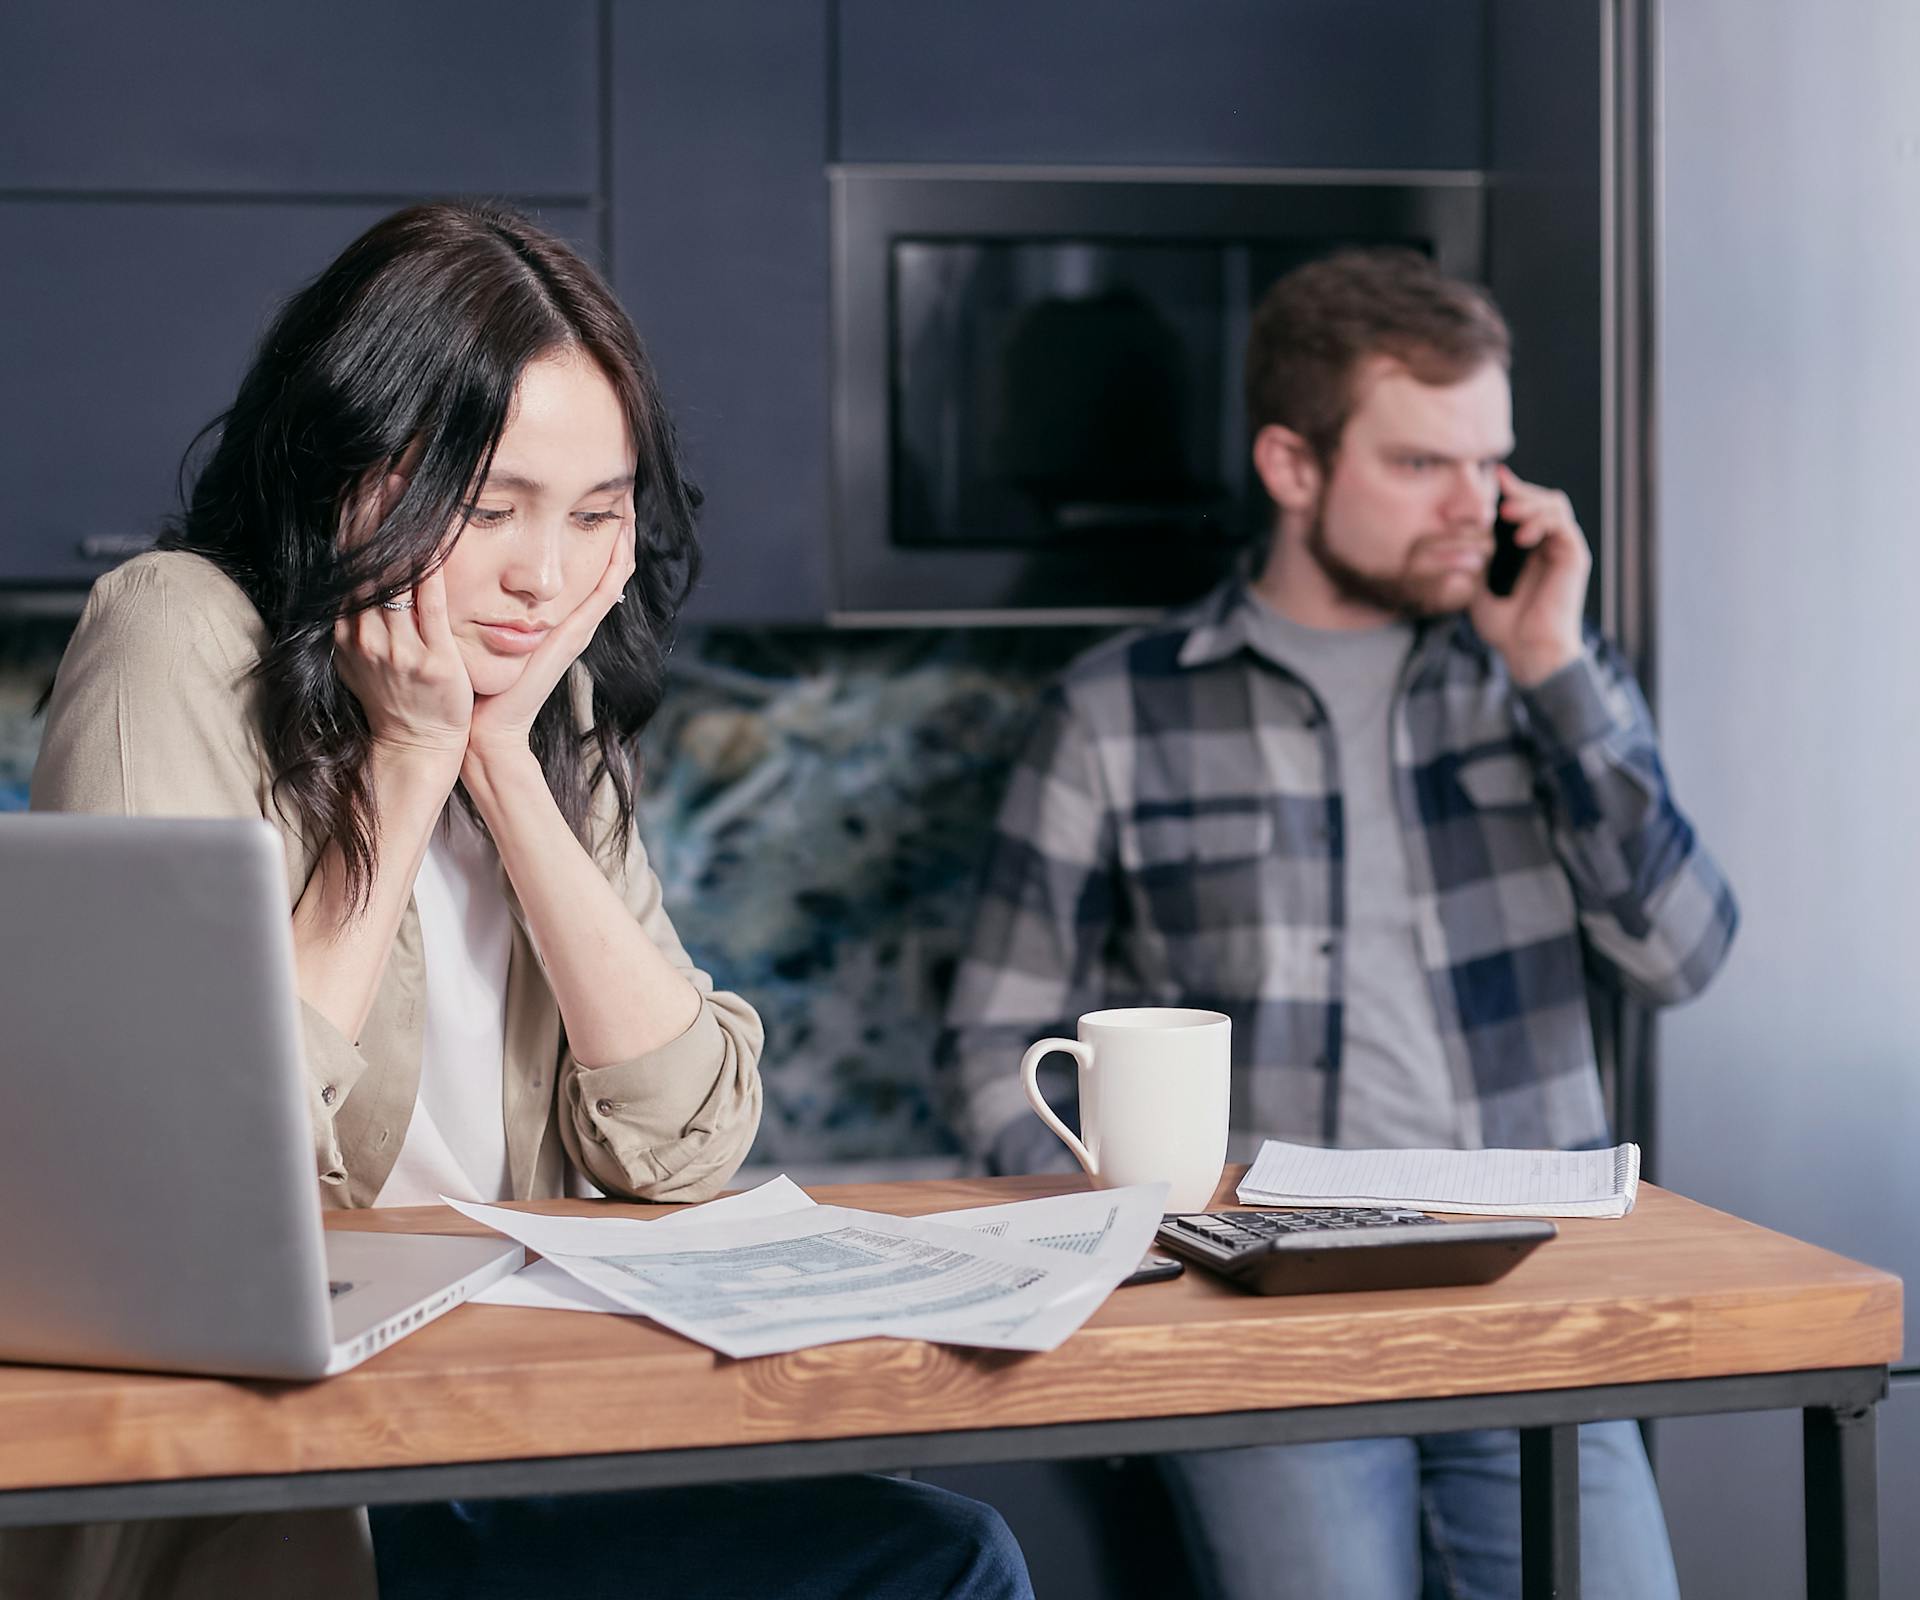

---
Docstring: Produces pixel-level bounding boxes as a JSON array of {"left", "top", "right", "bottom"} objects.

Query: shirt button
[
  {"left": 1313, "top": 1055, "right": 1332, "bottom": 1072},
  {"left": 1320, "top": 938, "right": 1336, "bottom": 956},
  {"left": 320, "top": 1084, "right": 338, "bottom": 1107},
  {"left": 595, "top": 1098, "right": 615, "bottom": 1116}
]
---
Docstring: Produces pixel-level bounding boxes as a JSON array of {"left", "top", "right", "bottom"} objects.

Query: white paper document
[
  {"left": 921, "top": 1186, "right": 1166, "bottom": 1348},
  {"left": 472, "top": 1175, "right": 815, "bottom": 1312},
  {"left": 1238, "top": 1139, "right": 1640, "bottom": 1218},
  {"left": 453, "top": 1180, "right": 1166, "bottom": 1357}
]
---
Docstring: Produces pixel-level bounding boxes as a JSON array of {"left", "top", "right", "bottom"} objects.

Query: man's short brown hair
[{"left": 1244, "top": 248, "right": 1510, "bottom": 464}]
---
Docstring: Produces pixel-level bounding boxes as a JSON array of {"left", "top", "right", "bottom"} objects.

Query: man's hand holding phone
[{"left": 1470, "top": 465, "right": 1590, "bottom": 688}]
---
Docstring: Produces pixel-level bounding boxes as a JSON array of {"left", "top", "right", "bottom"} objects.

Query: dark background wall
[{"left": 1, "top": 0, "right": 1594, "bottom": 627}]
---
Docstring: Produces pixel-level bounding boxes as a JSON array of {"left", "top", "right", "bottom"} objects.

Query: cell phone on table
[
  {"left": 1119, "top": 1251, "right": 1184, "bottom": 1288},
  {"left": 1487, "top": 511, "right": 1530, "bottom": 598}
]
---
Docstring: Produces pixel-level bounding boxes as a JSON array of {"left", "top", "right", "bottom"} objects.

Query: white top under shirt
[{"left": 374, "top": 804, "right": 514, "bottom": 1207}]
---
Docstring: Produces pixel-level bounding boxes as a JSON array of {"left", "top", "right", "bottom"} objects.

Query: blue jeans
[
  {"left": 369, "top": 1474, "right": 1033, "bottom": 1600},
  {"left": 1155, "top": 1421, "right": 1680, "bottom": 1600}
]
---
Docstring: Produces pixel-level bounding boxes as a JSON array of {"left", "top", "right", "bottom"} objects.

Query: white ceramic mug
[{"left": 1020, "top": 1007, "right": 1231, "bottom": 1213}]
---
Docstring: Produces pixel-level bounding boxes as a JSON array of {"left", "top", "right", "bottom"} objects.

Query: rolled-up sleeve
[
  {"left": 299, "top": 1001, "right": 374, "bottom": 1188},
  {"left": 556, "top": 826, "right": 764, "bottom": 1202}
]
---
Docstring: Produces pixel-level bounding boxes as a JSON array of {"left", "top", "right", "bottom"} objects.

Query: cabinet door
[
  {"left": 837, "top": 0, "right": 1483, "bottom": 169},
  {"left": 0, "top": 0, "right": 597, "bottom": 197},
  {"left": 0, "top": 200, "right": 595, "bottom": 585},
  {"left": 609, "top": 1, "right": 831, "bottom": 623},
  {"left": 1484, "top": 0, "right": 1603, "bottom": 567}
]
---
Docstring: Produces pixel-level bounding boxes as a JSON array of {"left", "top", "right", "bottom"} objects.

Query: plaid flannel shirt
[{"left": 939, "top": 579, "right": 1738, "bottom": 1168}]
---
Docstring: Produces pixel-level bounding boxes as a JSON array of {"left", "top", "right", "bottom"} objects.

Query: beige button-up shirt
[{"left": 4, "top": 551, "right": 765, "bottom": 1599}]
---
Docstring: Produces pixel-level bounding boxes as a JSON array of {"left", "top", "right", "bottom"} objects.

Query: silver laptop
[{"left": 0, "top": 813, "right": 523, "bottom": 1379}]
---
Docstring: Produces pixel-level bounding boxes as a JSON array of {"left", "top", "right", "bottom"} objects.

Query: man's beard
[{"left": 1304, "top": 502, "right": 1473, "bottom": 619}]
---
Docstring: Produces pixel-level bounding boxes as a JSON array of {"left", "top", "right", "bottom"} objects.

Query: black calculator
[{"left": 1155, "top": 1207, "right": 1556, "bottom": 1296}]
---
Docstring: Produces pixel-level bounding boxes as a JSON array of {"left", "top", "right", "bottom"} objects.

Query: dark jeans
[{"left": 369, "top": 1474, "right": 1034, "bottom": 1600}]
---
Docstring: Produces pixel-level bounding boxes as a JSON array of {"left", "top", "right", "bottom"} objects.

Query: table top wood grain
[{"left": 0, "top": 1171, "right": 1900, "bottom": 1493}]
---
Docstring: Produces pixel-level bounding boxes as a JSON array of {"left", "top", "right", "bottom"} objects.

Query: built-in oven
[{"left": 830, "top": 166, "right": 1484, "bottom": 621}]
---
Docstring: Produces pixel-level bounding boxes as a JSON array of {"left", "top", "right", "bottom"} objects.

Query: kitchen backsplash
[
  {"left": 0, "top": 619, "right": 66, "bottom": 812},
  {"left": 0, "top": 615, "right": 1100, "bottom": 1167}
]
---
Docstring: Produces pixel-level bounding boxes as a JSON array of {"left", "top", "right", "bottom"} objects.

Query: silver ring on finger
[{"left": 381, "top": 596, "right": 415, "bottom": 612}]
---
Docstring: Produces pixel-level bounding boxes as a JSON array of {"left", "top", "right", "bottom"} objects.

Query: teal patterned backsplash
[
  {"left": 0, "top": 619, "right": 66, "bottom": 812},
  {"left": 0, "top": 615, "right": 1099, "bottom": 1164},
  {"left": 634, "top": 626, "right": 1098, "bottom": 1165}
]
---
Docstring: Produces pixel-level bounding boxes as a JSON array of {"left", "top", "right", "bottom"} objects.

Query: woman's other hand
[{"left": 464, "top": 525, "right": 635, "bottom": 777}]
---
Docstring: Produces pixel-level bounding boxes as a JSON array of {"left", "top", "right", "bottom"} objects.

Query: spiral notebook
[{"left": 1237, "top": 1140, "right": 1640, "bottom": 1219}]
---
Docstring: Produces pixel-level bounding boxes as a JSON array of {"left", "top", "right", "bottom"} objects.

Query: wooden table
[{"left": 0, "top": 1173, "right": 1901, "bottom": 1599}]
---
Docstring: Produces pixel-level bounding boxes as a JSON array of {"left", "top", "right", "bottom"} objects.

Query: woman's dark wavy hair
[{"left": 158, "top": 200, "right": 699, "bottom": 910}]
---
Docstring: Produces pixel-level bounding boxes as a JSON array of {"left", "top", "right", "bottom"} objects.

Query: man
[{"left": 938, "top": 249, "right": 1736, "bottom": 1600}]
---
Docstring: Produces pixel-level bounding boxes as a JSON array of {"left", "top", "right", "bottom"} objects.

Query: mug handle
[{"left": 1020, "top": 1038, "right": 1096, "bottom": 1177}]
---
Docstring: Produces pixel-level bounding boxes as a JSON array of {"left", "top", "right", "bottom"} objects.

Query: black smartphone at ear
[{"left": 1487, "top": 512, "right": 1530, "bottom": 599}]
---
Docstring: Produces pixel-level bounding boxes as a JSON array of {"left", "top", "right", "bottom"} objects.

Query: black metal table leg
[
  {"left": 1805, "top": 1403, "right": 1878, "bottom": 1600},
  {"left": 1521, "top": 1423, "right": 1581, "bottom": 1599}
]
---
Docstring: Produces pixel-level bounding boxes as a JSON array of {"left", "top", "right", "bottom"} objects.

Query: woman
[{"left": 12, "top": 202, "right": 1030, "bottom": 1600}]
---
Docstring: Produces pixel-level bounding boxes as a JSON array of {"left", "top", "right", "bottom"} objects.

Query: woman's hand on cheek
[
  {"left": 332, "top": 569, "right": 473, "bottom": 771},
  {"left": 464, "top": 528, "right": 637, "bottom": 776}
]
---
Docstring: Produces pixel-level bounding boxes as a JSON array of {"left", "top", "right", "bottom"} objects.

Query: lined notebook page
[{"left": 1237, "top": 1140, "right": 1640, "bottom": 1218}]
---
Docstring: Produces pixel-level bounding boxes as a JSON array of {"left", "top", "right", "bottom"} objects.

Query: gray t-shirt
[{"left": 1244, "top": 598, "right": 1462, "bottom": 1149}]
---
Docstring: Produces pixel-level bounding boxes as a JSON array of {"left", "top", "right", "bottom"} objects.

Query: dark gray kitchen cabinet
[
  {"left": 0, "top": 0, "right": 1503, "bottom": 611},
  {"left": 0, "top": 200, "right": 594, "bottom": 586},
  {"left": 836, "top": 0, "right": 1485, "bottom": 171},
  {"left": 609, "top": 1, "right": 832, "bottom": 623},
  {"left": 0, "top": 0, "right": 597, "bottom": 197},
  {"left": 1483, "top": 0, "right": 1603, "bottom": 564}
]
